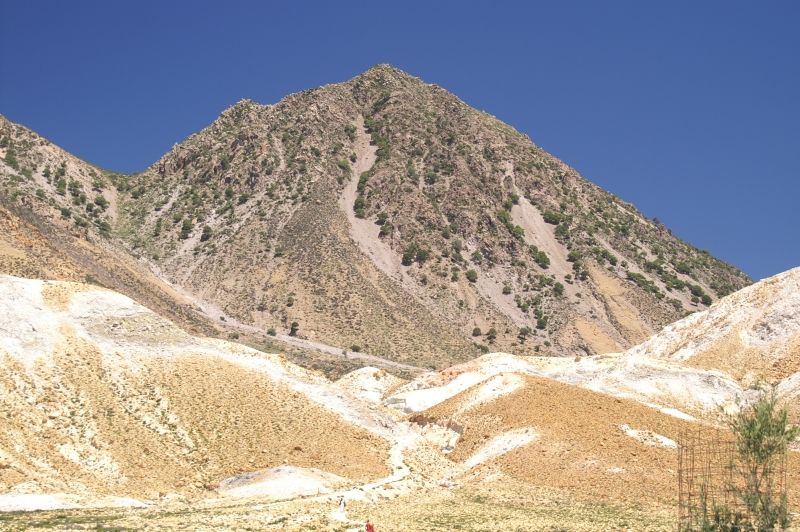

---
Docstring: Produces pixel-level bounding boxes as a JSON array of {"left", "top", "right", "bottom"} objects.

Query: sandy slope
[
  {"left": 624, "top": 266, "right": 800, "bottom": 384},
  {"left": 0, "top": 275, "right": 393, "bottom": 508},
  {"left": 2, "top": 266, "right": 799, "bottom": 527}
]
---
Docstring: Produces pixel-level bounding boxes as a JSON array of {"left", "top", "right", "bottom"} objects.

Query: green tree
[{"left": 727, "top": 390, "right": 799, "bottom": 531}]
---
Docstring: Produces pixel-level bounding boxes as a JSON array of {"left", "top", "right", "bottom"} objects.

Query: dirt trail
[{"left": 143, "top": 261, "right": 425, "bottom": 374}]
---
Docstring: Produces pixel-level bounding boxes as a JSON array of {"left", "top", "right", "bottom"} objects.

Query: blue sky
[{"left": 1, "top": 1, "right": 798, "bottom": 280}]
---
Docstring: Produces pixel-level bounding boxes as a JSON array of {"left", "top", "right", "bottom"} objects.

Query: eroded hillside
[
  {"left": 1, "top": 268, "right": 798, "bottom": 529},
  {"left": 0, "top": 275, "right": 392, "bottom": 507},
  {"left": 1, "top": 65, "right": 751, "bottom": 371},
  {"left": 119, "top": 65, "right": 750, "bottom": 367}
]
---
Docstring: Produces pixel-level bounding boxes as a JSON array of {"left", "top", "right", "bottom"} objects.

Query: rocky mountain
[{"left": 1, "top": 65, "right": 750, "bottom": 373}]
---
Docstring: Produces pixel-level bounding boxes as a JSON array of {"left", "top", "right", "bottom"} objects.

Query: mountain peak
[
  {"left": 0, "top": 68, "right": 751, "bottom": 369},
  {"left": 350, "top": 63, "right": 426, "bottom": 90}
]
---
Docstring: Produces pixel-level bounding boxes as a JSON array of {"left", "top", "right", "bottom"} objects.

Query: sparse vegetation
[
  {"left": 685, "top": 390, "right": 799, "bottom": 531},
  {"left": 543, "top": 210, "right": 563, "bottom": 225}
]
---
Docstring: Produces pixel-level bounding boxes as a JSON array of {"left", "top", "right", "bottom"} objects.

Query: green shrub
[
  {"left": 553, "top": 282, "right": 564, "bottom": 297},
  {"left": 357, "top": 172, "right": 369, "bottom": 193},
  {"left": 353, "top": 196, "right": 366, "bottom": 218},
  {"left": 472, "top": 327, "right": 482, "bottom": 337},
  {"left": 180, "top": 219, "right": 193, "bottom": 239},
  {"left": 529, "top": 245, "right": 550, "bottom": 269},
  {"left": 3, "top": 149, "right": 18, "bottom": 170},
  {"left": 401, "top": 243, "right": 429, "bottom": 266},
  {"left": 465, "top": 269, "right": 478, "bottom": 283},
  {"left": 401, "top": 247, "right": 416, "bottom": 266},
  {"left": 200, "top": 225, "right": 213, "bottom": 242},
  {"left": 543, "top": 210, "right": 562, "bottom": 225},
  {"left": 689, "top": 284, "right": 705, "bottom": 297},
  {"left": 289, "top": 321, "right": 299, "bottom": 336},
  {"left": 627, "top": 271, "right": 661, "bottom": 296},
  {"left": 95, "top": 219, "right": 111, "bottom": 235},
  {"left": 688, "top": 390, "right": 800, "bottom": 531},
  {"left": 267, "top": 328, "right": 276, "bottom": 336},
  {"left": 94, "top": 195, "right": 108, "bottom": 209}
]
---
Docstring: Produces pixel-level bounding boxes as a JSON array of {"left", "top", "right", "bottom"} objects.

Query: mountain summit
[{"left": 0, "top": 65, "right": 750, "bottom": 369}]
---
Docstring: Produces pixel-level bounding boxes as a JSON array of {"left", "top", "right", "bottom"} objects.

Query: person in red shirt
[{"left": 365, "top": 519, "right": 375, "bottom": 532}]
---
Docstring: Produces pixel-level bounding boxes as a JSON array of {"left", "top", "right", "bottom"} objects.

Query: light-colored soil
[
  {"left": 0, "top": 276, "right": 391, "bottom": 503},
  {"left": 338, "top": 116, "right": 405, "bottom": 283},
  {"left": 626, "top": 267, "right": 800, "bottom": 384},
  {"left": 422, "top": 374, "right": 800, "bottom": 507},
  {"left": 0, "top": 479, "right": 677, "bottom": 531},
  {"left": 574, "top": 317, "right": 622, "bottom": 355},
  {"left": 589, "top": 263, "right": 654, "bottom": 345},
  {"left": 511, "top": 195, "right": 571, "bottom": 278}
]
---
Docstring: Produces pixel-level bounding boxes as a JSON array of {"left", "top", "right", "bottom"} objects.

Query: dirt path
[
  {"left": 273, "top": 332, "right": 424, "bottom": 374},
  {"left": 141, "top": 260, "right": 425, "bottom": 374}
]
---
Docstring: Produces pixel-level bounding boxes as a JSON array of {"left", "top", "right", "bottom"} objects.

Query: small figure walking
[
  {"left": 365, "top": 519, "right": 375, "bottom": 532},
  {"left": 331, "top": 495, "right": 347, "bottom": 521}
]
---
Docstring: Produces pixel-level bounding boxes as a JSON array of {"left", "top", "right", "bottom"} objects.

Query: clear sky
[{"left": 1, "top": 1, "right": 798, "bottom": 280}]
